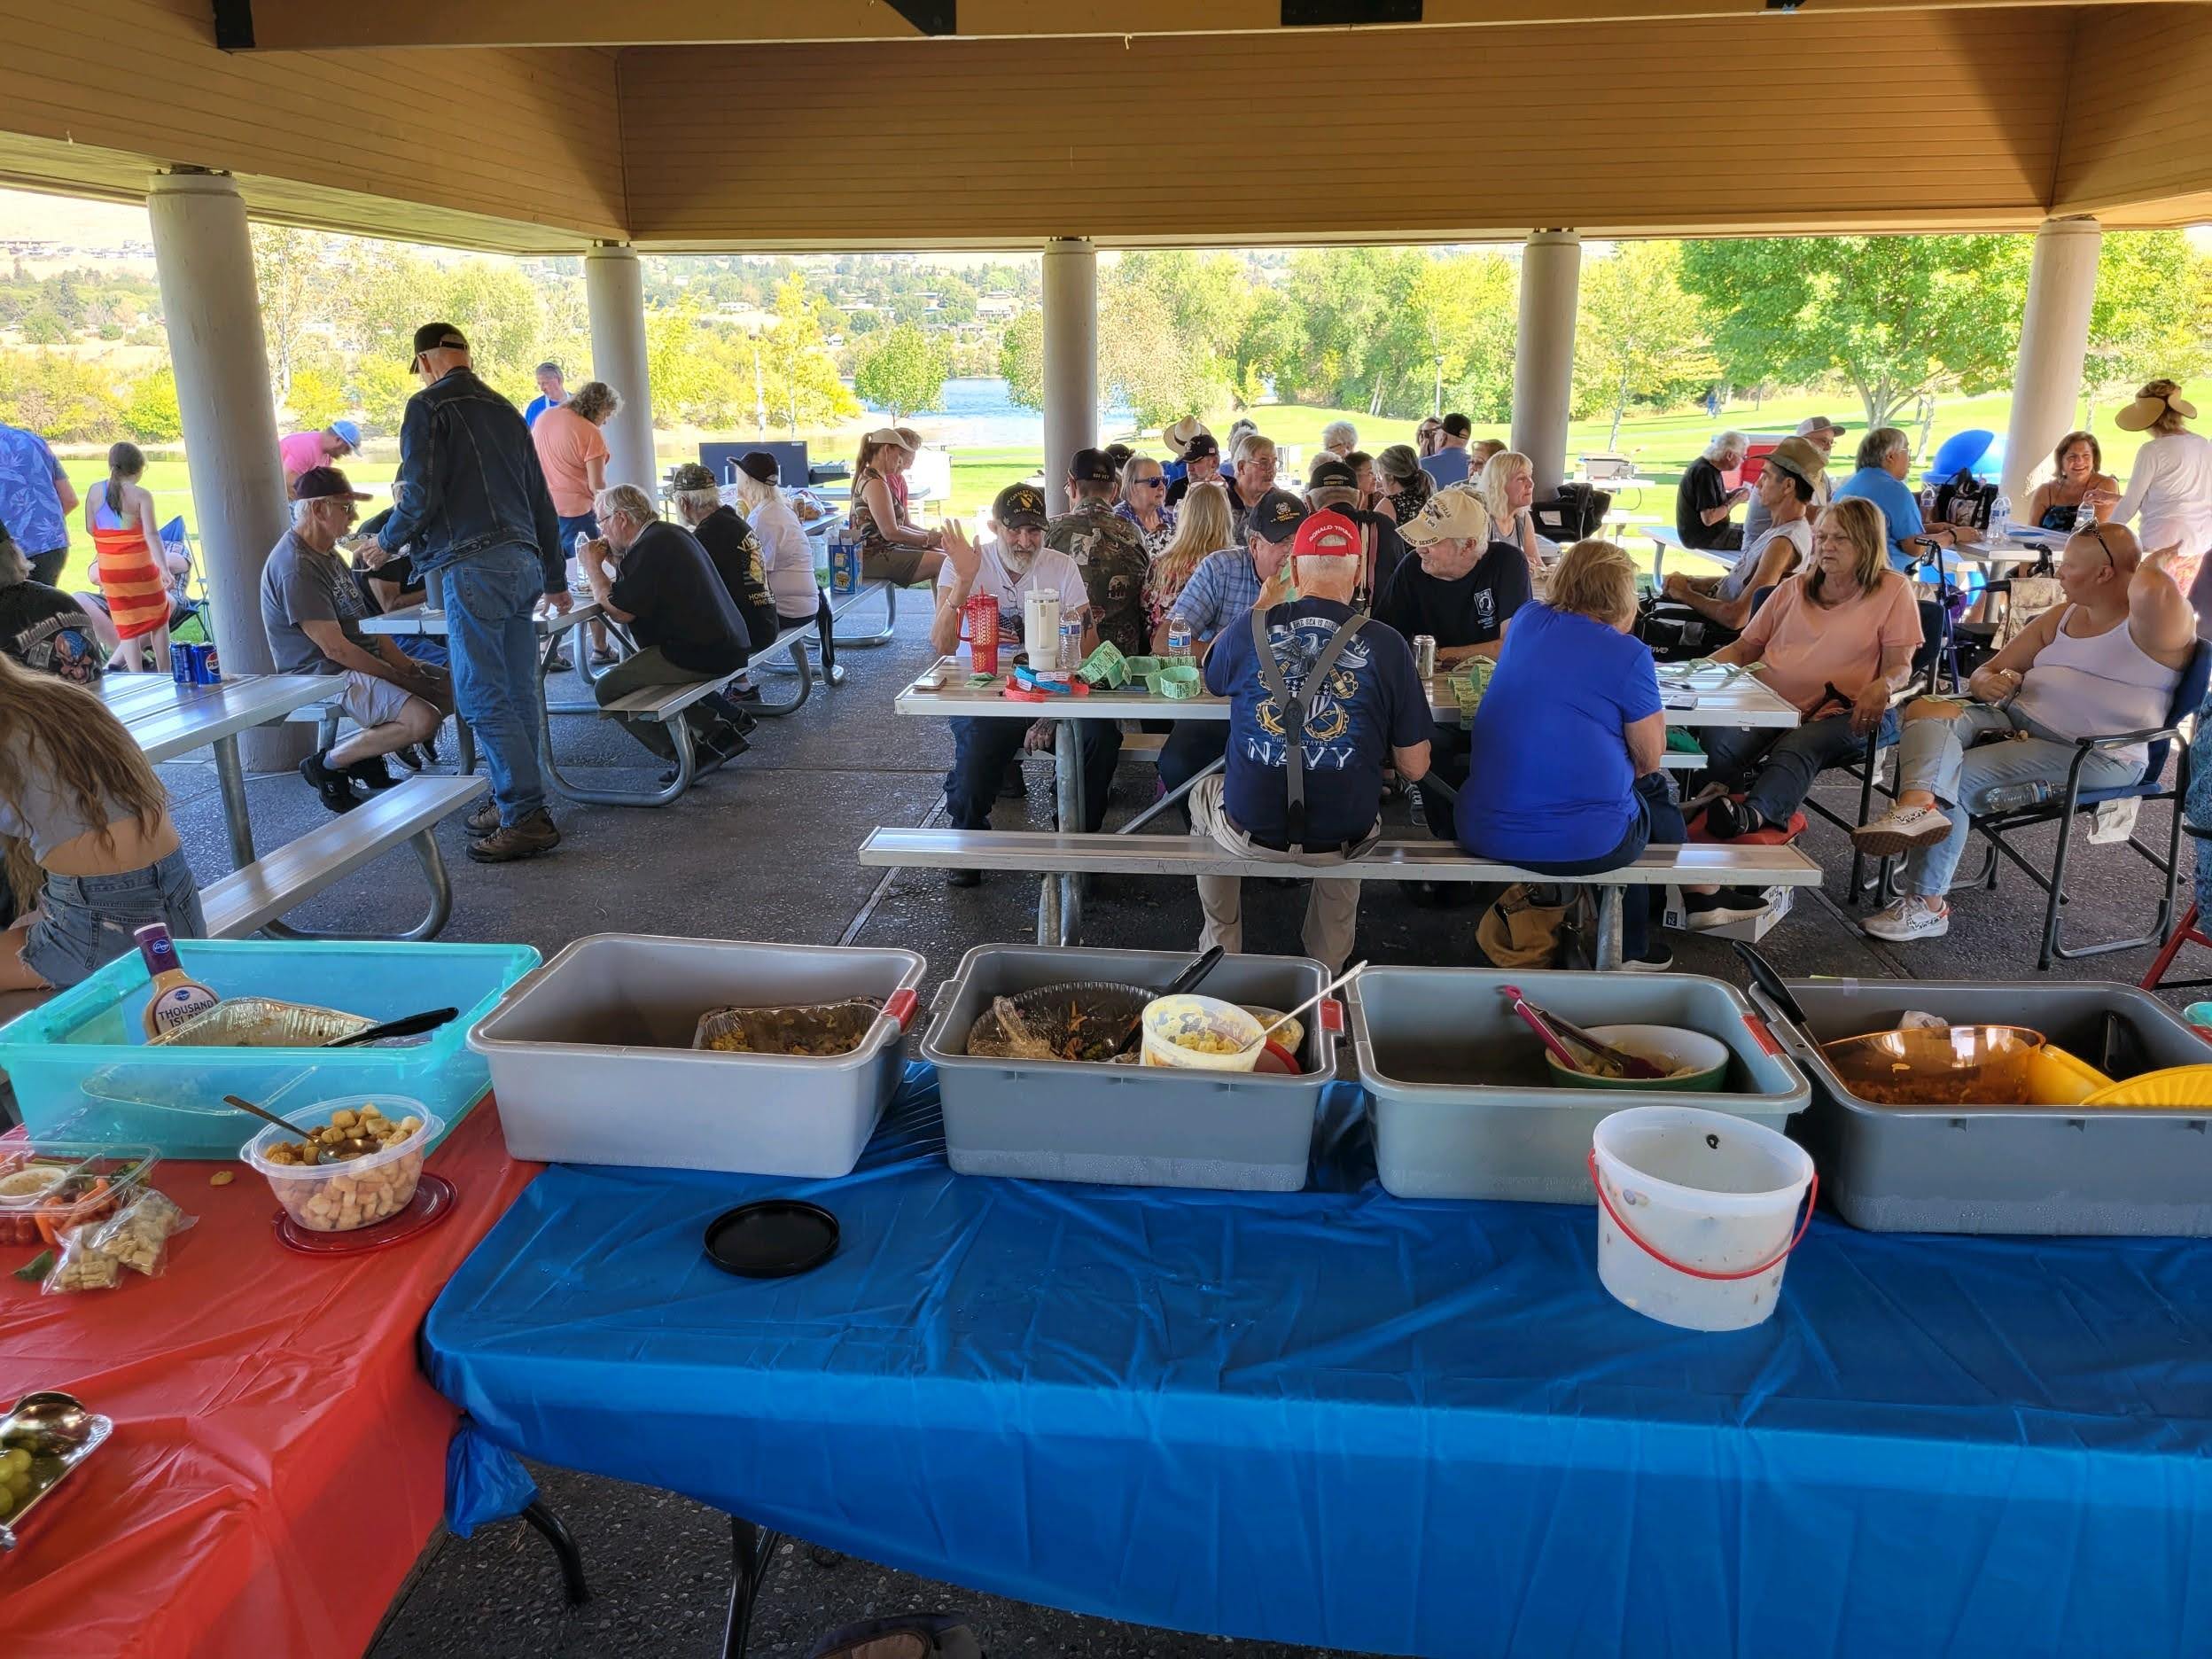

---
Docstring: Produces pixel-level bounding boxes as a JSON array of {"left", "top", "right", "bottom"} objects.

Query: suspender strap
[{"left": 1248, "top": 606, "right": 1369, "bottom": 853}]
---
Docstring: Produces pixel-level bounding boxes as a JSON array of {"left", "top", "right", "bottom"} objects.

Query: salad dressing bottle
[{"left": 136, "top": 923, "right": 220, "bottom": 1038}]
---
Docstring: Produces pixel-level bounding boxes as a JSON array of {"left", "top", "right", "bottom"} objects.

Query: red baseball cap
[{"left": 1292, "top": 509, "right": 1361, "bottom": 559}]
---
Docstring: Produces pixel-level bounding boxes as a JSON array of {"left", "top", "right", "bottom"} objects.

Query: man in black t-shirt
[
  {"left": 580, "top": 484, "right": 751, "bottom": 775},
  {"left": 668, "top": 463, "right": 779, "bottom": 652},
  {"left": 1675, "top": 432, "right": 1750, "bottom": 551},
  {"left": 1382, "top": 487, "right": 1532, "bottom": 847},
  {"left": 0, "top": 534, "right": 104, "bottom": 685}
]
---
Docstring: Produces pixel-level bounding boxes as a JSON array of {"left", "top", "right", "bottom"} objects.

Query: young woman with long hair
[
  {"left": 85, "top": 442, "right": 182, "bottom": 674},
  {"left": 0, "top": 653, "right": 202, "bottom": 989},
  {"left": 847, "top": 429, "right": 945, "bottom": 586},
  {"left": 1145, "top": 481, "right": 1234, "bottom": 646}
]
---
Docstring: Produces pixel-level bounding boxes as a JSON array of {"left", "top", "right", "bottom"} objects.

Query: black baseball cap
[
  {"left": 1182, "top": 432, "right": 1220, "bottom": 461},
  {"left": 409, "top": 321, "right": 469, "bottom": 362},
  {"left": 993, "top": 483, "right": 1050, "bottom": 529},
  {"left": 290, "top": 465, "right": 371, "bottom": 503},
  {"left": 1306, "top": 454, "right": 1359, "bottom": 494},
  {"left": 1069, "top": 448, "right": 1119, "bottom": 485},
  {"left": 737, "top": 450, "right": 781, "bottom": 484},
  {"left": 1247, "top": 488, "right": 1311, "bottom": 542}
]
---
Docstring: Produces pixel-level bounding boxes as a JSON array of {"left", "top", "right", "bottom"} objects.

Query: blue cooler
[{"left": 0, "top": 940, "right": 539, "bottom": 1158}]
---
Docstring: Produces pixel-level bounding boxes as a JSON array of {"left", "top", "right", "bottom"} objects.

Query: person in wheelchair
[
  {"left": 1643, "top": 435, "right": 1825, "bottom": 660},
  {"left": 1852, "top": 523, "right": 2198, "bottom": 943}
]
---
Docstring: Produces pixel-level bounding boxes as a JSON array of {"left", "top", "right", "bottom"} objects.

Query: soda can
[
  {"left": 184, "top": 643, "right": 210, "bottom": 685},
  {"left": 170, "top": 643, "right": 192, "bottom": 683},
  {"left": 200, "top": 643, "right": 222, "bottom": 683},
  {"left": 1412, "top": 634, "right": 1437, "bottom": 678}
]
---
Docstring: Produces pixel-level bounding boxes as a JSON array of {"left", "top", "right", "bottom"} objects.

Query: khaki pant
[{"left": 1188, "top": 772, "right": 1379, "bottom": 971}]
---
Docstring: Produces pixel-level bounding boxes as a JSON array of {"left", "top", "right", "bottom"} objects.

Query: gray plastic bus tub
[
  {"left": 922, "top": 945, "right": 1337, "bottom": 1191},
  {"left": 1349, "top": 966, "right": 1810, "bottom": 1203},
  {"left": 1750, "top": 977, "right": 2212, "bottom": 1236},
  {"left": 467, "top": 934, "right": 925, "bottom": 1178}
]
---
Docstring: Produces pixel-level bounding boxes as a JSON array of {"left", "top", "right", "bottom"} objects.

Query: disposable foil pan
[
  {"left": 0, "top": 1390, "right": 113, "bottom": 1552},
  {"left": 691, "top": 998, "right": 887, "bottom": 1058},
  {"left": 148, "top": 998, "right": 374, "bottom": 1048}
]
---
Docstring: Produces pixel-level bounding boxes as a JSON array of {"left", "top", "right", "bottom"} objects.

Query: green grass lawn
[{"left": 51, "top": 387, "right": 2146, "bottom": 591}]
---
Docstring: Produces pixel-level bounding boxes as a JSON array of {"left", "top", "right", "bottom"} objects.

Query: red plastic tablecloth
[{"left": 0, "top": 1102, "right": 536, "bottom": 1659}]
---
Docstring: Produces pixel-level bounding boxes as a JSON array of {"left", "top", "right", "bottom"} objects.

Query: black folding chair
[{"left": 1891, "top": 639, "right": 2212, "bottom": 970}]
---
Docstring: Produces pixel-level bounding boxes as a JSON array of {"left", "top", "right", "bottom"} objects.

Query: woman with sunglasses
[
  {"left": 1853, "top": 520, "right": 2196, "bottom": 943},
  {"left": 1114, "top": 455, "right": 1178, "bottom": 558}
]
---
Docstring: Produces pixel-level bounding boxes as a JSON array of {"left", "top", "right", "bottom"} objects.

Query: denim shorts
[{"left": 22, "top": 848, "right": 206, "bottom": 989}]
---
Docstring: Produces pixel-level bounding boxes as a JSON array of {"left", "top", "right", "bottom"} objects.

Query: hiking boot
[
  {"left": 300, "top": 750, "right": 359, "bottom": 815},
  {"left": 464, "top": 800, "right": 502, "bottom": 837},
  {"left": 345, "top": 756, "right": 400, "bottom": 792},
  {"left": 467, "top": 809, "right": 560, "bottom": 862}
]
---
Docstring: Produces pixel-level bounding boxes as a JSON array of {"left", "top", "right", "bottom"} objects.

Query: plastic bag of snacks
[{"left": 40, "top": 1188, "right": 196, "bottom": 1294}]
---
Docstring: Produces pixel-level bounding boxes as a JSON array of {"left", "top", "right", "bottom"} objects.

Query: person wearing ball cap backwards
[{"left": 1188, "top": 507, "right": 1433, "bottom": 971}]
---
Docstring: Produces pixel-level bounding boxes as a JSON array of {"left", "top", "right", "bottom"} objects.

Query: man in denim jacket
[{"left": 378, "top": 322, "right": 568, "bottom": 861}]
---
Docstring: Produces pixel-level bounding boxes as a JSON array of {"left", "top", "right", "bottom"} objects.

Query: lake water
[{"left": 853, "top": 377, "right": 1136, "bottom": 448}]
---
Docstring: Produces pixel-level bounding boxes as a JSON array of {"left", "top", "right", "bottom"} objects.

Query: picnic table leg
[
  {"left": 1056, "top": 727, "right": 1085, "bottom": 945},
  {"left": 831, "top": 580, "right": 897, "bottom": 648},
  {"left": 1118, "top": 754, "right": 1225, "bottom": 836},
  {"left": 521, "top": 1499, "right": 592, "bottom": 1606},
  {"left": 720, "top": 1515, "right": 783, "bottom": 1659},
  {"left": 261, "top": 829, "right": 456, "bottom": 941},
  {"left": 1594, "top": 885, "right": 1625, "bottom": 971},
  {"left": 211, "top": 733, "right": 256, "bottom": 866}
]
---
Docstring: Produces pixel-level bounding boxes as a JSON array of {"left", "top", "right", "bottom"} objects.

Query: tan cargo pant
[{"left": 1188, "top": 772, "right": 1380, "bottom": 971}]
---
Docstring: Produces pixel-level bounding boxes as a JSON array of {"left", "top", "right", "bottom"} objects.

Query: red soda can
[{"left": 962, "top": 594, "right": 1001, "bottom": 674}]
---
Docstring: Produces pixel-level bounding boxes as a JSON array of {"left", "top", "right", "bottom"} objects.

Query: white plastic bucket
[
  {"left": 1141, "top": 994, "right": 1265, "bottom": 1071},
  {"left": 1588, "top": 1105, "right": 1816, "bottom": 1332}
]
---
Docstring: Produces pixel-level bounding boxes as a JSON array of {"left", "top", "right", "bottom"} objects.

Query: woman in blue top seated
[{"left": 1456, "top": 539, "right": 1684, "bottom": 970}]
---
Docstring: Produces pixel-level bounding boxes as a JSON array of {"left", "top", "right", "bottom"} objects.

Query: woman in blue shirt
[{"left": 1458, "top": 539, "right": 1684, "bottom": 970}]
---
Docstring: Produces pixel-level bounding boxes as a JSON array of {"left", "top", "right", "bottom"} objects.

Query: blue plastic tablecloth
[{"left": 425, "top": 1065, "right": 2212, "bottom": 1658}]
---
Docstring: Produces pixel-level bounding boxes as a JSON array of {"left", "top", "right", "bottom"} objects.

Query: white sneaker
[
  {"left": 1852, "top": 804, "right": 1952, "bottom": 858},
  {"left": 1863, "top": 896, "right": 1951, "bottom": 942}
]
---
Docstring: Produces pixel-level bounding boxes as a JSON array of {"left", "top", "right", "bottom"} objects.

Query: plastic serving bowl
[
  {"left": 240, "top": 1095, "right": 440, "bottom": 1234},
  {"left": 1546, "top": 1024, "right": 1731, "bottom": 1092}
]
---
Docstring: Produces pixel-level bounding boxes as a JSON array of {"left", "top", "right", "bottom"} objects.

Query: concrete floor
[{"left": 141, "top": 592, "right": 2206, "bottom": 1659}]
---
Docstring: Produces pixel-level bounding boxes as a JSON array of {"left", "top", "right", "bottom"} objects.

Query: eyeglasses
[{"left": 2083, "top": 522, "right": 2117, "bottom": 570}]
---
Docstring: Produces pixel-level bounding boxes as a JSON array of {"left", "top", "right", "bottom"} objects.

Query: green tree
[
  {"left": 347, "top": 359, "right": 415, "bottom": 436},
  {"left": 1575, "top": 241, "right": 1718, "bottom": 448},
  {"left": 19, "top": 306, "right": 66, "bottom": 345},
  {"left": 252, "top": 223, "right": 329, "bottom": 401},
  {"left": 1679, "top": 234, "right": 2031, "bottom": 429},
  {"left": 121, "top": 367, "right": 183, "bottom": 444},
  {"left": 2080, "top": 230, "right": 2212, "bottom": 425},
  {"left": 0, "top": 350, "right": 123, "bottom": 440},
  {"left": 759, "top": 274, "right": 858, "bottom": 434},
  {"left": 286, "top": 364, "right": 347, "bottom": 429},
  {"left": 853, "top": 323, "right": 951, "bottom": 421},
  {"left": 999, "top": 308, "right": 1043, "bottom": 411}
]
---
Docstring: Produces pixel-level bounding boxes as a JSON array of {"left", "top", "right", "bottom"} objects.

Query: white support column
[
  {"left": 584, "top": 243, "right": 658, "bottom": 492},
  {"left": 2002, "top": 216, "right": 2101, "bottom": 502},
  {"left": 146, "top": 169, "right": 292, "bottom": 763},
  {"left": 1511, "top": 229, "right": 1583, "bottom": 498},
  {"left": 1041, "top": 238, "right": 1098, "bottom": 514}
]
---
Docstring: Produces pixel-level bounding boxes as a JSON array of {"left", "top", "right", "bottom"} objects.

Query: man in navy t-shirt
[{"left": 1188, "top": 509, "right": 1433, "bottom": 970}]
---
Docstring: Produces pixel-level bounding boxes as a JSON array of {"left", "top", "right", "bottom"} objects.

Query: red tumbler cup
[{"left": 962, "top": 594, "right": 1001, "bottom": 674}]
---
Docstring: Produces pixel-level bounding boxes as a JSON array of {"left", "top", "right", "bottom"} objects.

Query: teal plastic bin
[{"left": 0, "top": 940, "right": 539, "bottom": 1158}]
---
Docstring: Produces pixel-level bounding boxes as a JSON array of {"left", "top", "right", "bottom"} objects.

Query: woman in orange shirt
[{"left": 84, "top": 442, "right": 179, "bottom": 674}]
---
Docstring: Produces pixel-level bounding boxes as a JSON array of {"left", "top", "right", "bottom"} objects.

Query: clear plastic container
[
  {"left": 1140, "top": 995, "right": 1264, "bottom": 1071},
  {"left": 0, "top": 940, "right": 536, "bottom": 1157},
  {"left": 0, "top": 1142, "right": 159, "bottom": 1248},
  {"left": 239, "top": 1097, "right": 440, "bottom": 1234}
]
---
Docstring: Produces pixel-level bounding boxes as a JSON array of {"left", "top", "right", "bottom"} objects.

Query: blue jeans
[
  {"left": 557, "top": 512, "right": 600, "bottom": 563},
  {"left": 25, "top": 848, "right": 204, "bottom": 988},
  {"left": 395, "top": 634, "right": 450, "bottom": 669},
  {"left": 1701, "top": 709, "right": 1901, "bottom": 824},
  {"left": 946, "top": 717, "right": 1120, "bottom": 832},
  {"left": 437, "top": 544, "right": 549, "bottom": 826},
  {"left": 1892, "top": 702, "right": 2143, "bottom": 898},
  {"left": 1505, "top": 772, "right": 1683, "bottom": 960}
]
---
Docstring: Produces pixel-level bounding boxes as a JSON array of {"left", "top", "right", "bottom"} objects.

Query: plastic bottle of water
[
  {"left": 1166, "top": 612, "right": 1193, "bottom": 666},
  {"left": 1982, "top": 780, "right": 2052, "bottom": 813},
  {"left": 2074, "top": 500, "right": 2096, "bottom": 533},
  {"left": 1990, "top": 490, "right": 2012, "bottom": 538}
]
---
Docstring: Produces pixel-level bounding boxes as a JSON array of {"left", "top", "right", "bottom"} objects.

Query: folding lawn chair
[{"left": 1905, "top": 639, "right": 2212, "bottom": 970}]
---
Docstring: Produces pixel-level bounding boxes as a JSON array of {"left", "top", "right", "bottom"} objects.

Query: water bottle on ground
[
  {"left": 1166, "top": 612, "right": 1193, "bottom": 666},
  {"left": 1981, "top": 780, "right": 2052, "bottom": 813}
]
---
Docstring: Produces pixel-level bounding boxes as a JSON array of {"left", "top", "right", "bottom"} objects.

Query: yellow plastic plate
[
  {"left": 2078, "top": 1066, "right": 2212, "bottom": 1109},
  {"left": 2024, "top": 1044, "right": 2114, "bottom": 1106}
]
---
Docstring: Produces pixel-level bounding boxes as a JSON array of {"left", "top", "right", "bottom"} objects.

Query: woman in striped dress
[{"left": 84, "top": 443, "right": 178, "bottom": 674}]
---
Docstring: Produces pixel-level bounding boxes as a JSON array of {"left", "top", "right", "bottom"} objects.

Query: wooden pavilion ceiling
[{"left": 0, "top": 0, "right": 2202, "bottom": 250}]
